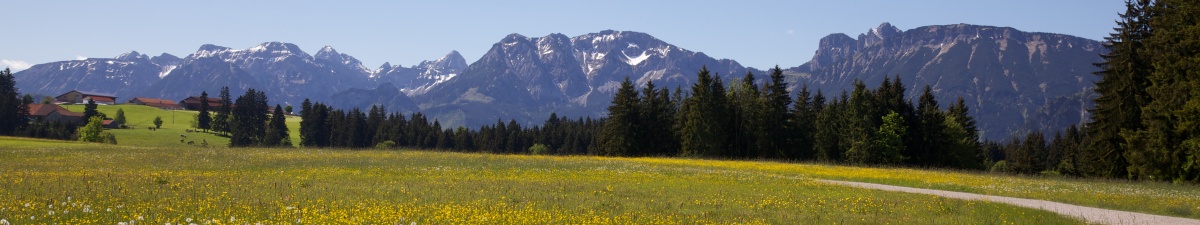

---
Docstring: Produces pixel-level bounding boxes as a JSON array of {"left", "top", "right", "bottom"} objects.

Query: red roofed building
[
  {"left": 26, "top": 104, "right": 86, "bottom": 124},
  {"left": 179, "top": 96, "right": 224, "bottom": 111},
  {"left": 128, "top": 97, "right": 183, "bottom": 110},
  {"left": 56, "top": 90, "right": 118, "bottom": 104}
]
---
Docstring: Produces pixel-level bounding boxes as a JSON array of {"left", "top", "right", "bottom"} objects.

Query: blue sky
[{"left": 1, "top": 0, "right": 1124, "bottom": 72}]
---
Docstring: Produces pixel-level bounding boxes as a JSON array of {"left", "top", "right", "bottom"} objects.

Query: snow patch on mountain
[{"left": 623, "top": 50, "right": 651, "bottom": 66}]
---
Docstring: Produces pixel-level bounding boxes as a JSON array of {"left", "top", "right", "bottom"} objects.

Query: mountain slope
[
  {"left": 15, "top": 51, "right": 168, "bottom": 100},
  {"left": 790, "top": 23, "right": 1104, "bottom": 140},
  {"left": 419, "top": 30, "right": 758, "bottom": 127}
]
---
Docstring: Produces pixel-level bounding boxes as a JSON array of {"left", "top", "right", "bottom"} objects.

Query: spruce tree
[
  {"left": 914, "top": 85, "right": 947, "bottom": 166},
  {"left": 791, "top": 84, "right": 817, "bottom": 160},
  {"left": 264, "top": 104, "right": 289, "bottom": 147},
  {"left": 599, "top": 76, "right": 639, "bottom": 156},
  {"left": 1088, "top": 0, "right": 1155, "bottom": 179},
  {"left": 83, "top": 99, "right": 99, "bottom": 120},
  {"left": 0, "top": 68, "right": 29, "bottom": 135},
  {"left": 197, "top": 91, "right": 211, "bottom": 131},
  {"left": 680, "top": 67, "right": 730, "bottom": 157},
  {"left": 763, "top": 66, "right": 793, "bottom": 158},
  {"left": 946, "top": 97, "right": 983, "bottom": 169},
  {"left": 844, "top": 79, "right": 879, "bottom": 163},
  {"left": 213, "top": 86, "right": 233, "bottom": 135},
  {"left": 1125, "top": 0, "right": 1200, "bottom": 181}
]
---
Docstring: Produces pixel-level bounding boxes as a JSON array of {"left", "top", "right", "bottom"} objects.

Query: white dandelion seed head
[
  {"left": 118, "top": 222, "right": 128, "bottom": 225},
  {"left": 185, "top": 218, "right": 192, "bottom": 223},
  {"left": 1, "top": 219, "right": 9, "bottom": 225}
]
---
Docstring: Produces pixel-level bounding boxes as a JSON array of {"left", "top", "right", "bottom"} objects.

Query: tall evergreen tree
[
  {"left": 946, "top": 97, "right": 983, "bottom": 169},
  {"left": 1126, "top": 0, "right": 1200, "bottom": 181},
  {"left": 762, "top": 66, "right": 793, "bottom": 158},
  {"left": 680, "top": 67, "right": 731, "bottom": 157},
  {"left": 914, "top": 85, "right": 948, "bottom": 166},
  {"left": 0, "top": 68, "right": 28, "bottom": 135},
  {"left": 197, "top": 91, "right": 211, "bottom": 131},
  {"left": 791, "top": 84, "right": 817, "bottom": 160},
  {"left": 1088, "top": 0, "right": 1156, "bottom": 179},
  {"left": 83, "top": 99, "right": 99, "bottom": 120},
  {"left": 729, "top": 71, "right": 764, "bottom": 158},
  {"left": 844, "top": 79, "right": 879, "bottom": 163},
  {"left": 264, "top": 104, "right": 290, "bottom": 147},
  {"left": 814, "top": 91, "right": 849, "bottom": 162},
  {"left": 213, "top": 86, "right": 233, "bottom": 135}
]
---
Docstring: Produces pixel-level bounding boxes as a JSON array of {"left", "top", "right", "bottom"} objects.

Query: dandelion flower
[{"left": 1, "top": 219, "right": 9, "bottom": 225}]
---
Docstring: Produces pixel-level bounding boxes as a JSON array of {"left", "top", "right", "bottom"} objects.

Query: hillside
[{"left": 57, "top": 104, "right": 300, "bottom": 147}]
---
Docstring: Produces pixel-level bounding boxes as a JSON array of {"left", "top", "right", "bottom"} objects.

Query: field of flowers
[{"left": 0, "top": 137, "right": 1081, "bottom": 224}]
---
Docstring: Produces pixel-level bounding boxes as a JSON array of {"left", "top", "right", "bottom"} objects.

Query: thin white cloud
[
  {"left": 75, "top": 55, "right": 87, "bottom": 60},
  {"left": 0, "top": 59, "right": 32, "bottom": 72},
  {"left": 786, "top": 29, "right": 796, "bottom": 35}
]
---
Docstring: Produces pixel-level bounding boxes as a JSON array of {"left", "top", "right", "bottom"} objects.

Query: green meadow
[{"left": 2, "top": 105, "right": 1195, "bottom": 224}]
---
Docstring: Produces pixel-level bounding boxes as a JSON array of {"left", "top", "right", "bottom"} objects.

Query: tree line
[{"left": 293, "top": 66, "right": 987, "bottom": 170}]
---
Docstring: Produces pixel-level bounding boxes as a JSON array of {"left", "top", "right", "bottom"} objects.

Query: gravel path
[{"left": 820, "top": 179, "right": 1200, "bottom": 225}]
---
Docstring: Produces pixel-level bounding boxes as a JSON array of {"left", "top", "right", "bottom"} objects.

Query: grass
[
  {"left": 20, "top": 105, "right": 1200, "bottom": 222},
  {"left": 0, "top": 136, "right": 1081, "bottom": 224}
]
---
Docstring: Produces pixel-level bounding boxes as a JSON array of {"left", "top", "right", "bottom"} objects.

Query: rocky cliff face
[{"left": 791, "top": 23, "right": 1104, "bottom": 140}]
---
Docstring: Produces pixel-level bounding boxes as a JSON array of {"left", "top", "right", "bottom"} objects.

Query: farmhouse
[
  {"left": 26, "top": 103, "right": 86, "bottom": 124},
  {"left": 56, "top": 90, "right": 118, "bottom": 105},
  {"left": 179, "top": 96, "right": 223, "bottom": 110},
  {"left": 128, "top": 97, "right": 183, "bottom": 110}
]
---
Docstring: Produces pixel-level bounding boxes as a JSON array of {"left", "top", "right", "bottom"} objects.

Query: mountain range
[{"left": 12, "top": 23, "right": 1104, "bottom": 140}]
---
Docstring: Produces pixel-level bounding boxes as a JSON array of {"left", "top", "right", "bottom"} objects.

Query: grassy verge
[
  {"left": 0, "top": 137, "right": 1080, "bottom": 224},
  {"left": 628, "top": 157, "right": 1200, "bottom": 219}
]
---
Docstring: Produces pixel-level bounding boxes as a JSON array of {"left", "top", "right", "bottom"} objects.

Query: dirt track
[{"left": 820, "top": 180, "right": 1200, "bottom": 225}]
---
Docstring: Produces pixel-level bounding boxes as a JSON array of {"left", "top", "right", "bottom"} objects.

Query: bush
[
  {"left": 153, "top": 116, "right": 164, "bottom": 129},
  {"left": 529, "top": 143, "right": 549, "bottom": 155},
  {"left": 375, "top": 140, "right": 396, "bottom": 149},
  {"left": 990, "top": 160, "right": 1009, "bottom": 173},
  {"left": 102, "top": 132, "right": 118, "bottom": 145}
]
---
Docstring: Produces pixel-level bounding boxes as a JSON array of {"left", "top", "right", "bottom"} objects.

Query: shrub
[
  {"left": 375, "top": 140, "right": 396, "bottom": 149},
  {"left": 102, "top": 132, "right": 118, "bottom": 145},
  {"left": 529, "top": 143, "right": 549, "bottom": 155},
  {"left": 990, "top": 160, "right": 1009, "bottom": 174}
]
